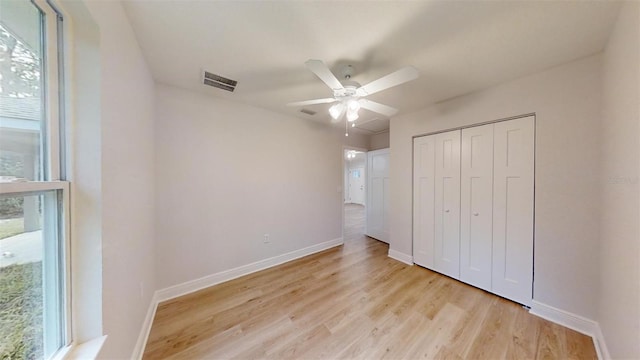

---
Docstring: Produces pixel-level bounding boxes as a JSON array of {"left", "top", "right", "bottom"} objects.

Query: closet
[{"left": 413, "top": 116, "right": 534, "bottom": 306}]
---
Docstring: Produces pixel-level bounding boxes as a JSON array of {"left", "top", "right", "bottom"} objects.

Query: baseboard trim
[
  {"left": 156, "top": 237, "right": 343, "bottom": 302},
  {"left": 131, "top": 292, "right": 159, "bottom": 360},
  {"left": 530, "top": 300, "right": 609, "bottom": 359},
  {"left": 593, "top": 324, "right": 611, "bottom": 360},
  {"left": 132, "top": 237, "right": 344, "bottom": 359},
  {"left": 388, "top": 249, "right": 413, "bottom": 266}
]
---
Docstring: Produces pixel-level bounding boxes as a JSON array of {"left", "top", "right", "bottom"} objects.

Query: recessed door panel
[
  {"left": 413, "top": 137, "right": 436, "bottom": 268},
  {"left": 460, "top": 124, "right": 494, "bottom": 291},
  {"left": 441, "top": 176, "right": 458, "bottom": 264},
  {"left": 434, "top": 130, "right": 461, "bottom": 279},
  {"left": 492, "top": 116, "right": 535, "bottom": 306}
]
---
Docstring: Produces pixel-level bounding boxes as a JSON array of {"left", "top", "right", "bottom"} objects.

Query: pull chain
[{"left": 345, "top": 117, "right": 349, "bottom": 137}]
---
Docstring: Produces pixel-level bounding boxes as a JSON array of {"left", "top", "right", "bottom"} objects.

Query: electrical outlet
[{"left": 263, "top": 234, "right": 270, "bottom": 243}]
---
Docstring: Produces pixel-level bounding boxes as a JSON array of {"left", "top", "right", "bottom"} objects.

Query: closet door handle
[
  {"left": 473, "top": 212, "right": 479, "bottom": 216},
  {"left": 445, "top": 209, "right": 450, "bottom": 213}
]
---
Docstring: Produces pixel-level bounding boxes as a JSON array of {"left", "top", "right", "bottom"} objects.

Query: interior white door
[
  {"left": 348, "top": 167, "right": 365, "bottom": 205},
  {"left": 413, "top": 135, "right": 436, "bottom": 268},
  {"left": 492, "top": 116, "right": 535, "bottom": 306},
  {"left": 366, "top": 148, "right": 390, "bottom": 243},
  {"left": 434, "top": 130, "right": 461, "bottom": 279},
  {"left": 460, "top": 124, "right": 494, "bottom": 291}
]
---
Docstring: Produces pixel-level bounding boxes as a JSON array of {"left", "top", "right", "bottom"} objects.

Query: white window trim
[
  {"left": 0, "top": 0, "right": 72, "bottom": 357},
  {"left": 0, "top": 180, "right": 68, "bottom": 194},
  {"left": 33, "top": 0, "right": 61, "bottom": 182}
]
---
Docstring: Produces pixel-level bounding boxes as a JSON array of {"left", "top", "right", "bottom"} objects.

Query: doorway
[{"left": 343, "top": 148, "right": 367, "bottom": 242}]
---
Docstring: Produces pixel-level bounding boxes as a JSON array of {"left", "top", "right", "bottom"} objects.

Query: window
[{"left": 0, "top": 1, "right": 70, "bottom": 359}]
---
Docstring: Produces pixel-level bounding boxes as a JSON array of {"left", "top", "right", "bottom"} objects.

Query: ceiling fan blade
[
  {"left": 358, "top": 99, "right": 398, "bottom": 117},
  {"left": 357, "top": 66, "right": 419, "bottom": 96},
  {"left": 287, "top": 98, "right": 337, "bottom": 107},
  {"left": 305, "top": 59, "right": 345, "bottom": 92}
]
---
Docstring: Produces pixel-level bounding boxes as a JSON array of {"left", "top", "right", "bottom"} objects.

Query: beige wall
[
  {"left": 81, "top": 2, "right": 158, "bottom": 358},
  {"left": 599, "top": 2, "right": 640, "bottom": 358},
  {"left": 389, "top": 55, "right": 602, "bottom": 320},
  {"left": 369, "top": 131, "right": 390, "bottom": 150},
  {"left": 155, "top": 84, "right": 369, "bottom": 289}
]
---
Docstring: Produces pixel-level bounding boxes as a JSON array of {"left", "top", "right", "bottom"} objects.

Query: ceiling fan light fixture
[
  {"left": 329, "top": 103, "right": 344, "bottom": 119},
  {"left": 347, "top": 99, "right": 360, "bottom": 112},
  {"left": 347, "top": 109, "right": 359, "bottom": 122}
]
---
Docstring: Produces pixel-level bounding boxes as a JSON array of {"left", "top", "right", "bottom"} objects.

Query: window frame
[{"left": 0, "top": 0, "right": 72, "bottom": 358}]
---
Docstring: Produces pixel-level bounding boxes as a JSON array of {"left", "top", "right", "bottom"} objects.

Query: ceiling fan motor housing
[{"left": 334, "top": 81, "right": 361, "bottom": 99}]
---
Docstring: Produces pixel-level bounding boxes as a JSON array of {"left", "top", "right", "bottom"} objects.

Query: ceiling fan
[{"left": 287, "top": 59, "right": 419, "bottom": 136}]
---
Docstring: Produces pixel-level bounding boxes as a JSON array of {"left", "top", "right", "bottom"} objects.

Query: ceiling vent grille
[
  {"left": 300, "top": 108, "right": 316, "bottom": 116},
  {"left": 203, "top": 71, "right": 237, "bottom": 92}
]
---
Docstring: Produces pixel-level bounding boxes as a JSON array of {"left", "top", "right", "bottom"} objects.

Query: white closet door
[
  {"left": 460, "top": 124, "right": 494, "bottom": 291},
  {"left": 434, "top": 130, "right": 461, "bottom": 279},
  {"left": 413, "top": 136, "right": 436, "bottom": 268},
  {"left": 492, "top": 116, "right": 535, "bottom": 306},
  {"left": 366, "top": 148, "right": 390, "bottom": 243}
]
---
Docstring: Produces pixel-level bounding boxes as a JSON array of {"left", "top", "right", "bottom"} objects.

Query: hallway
[{"left": 343, "top": 203, "right": 365, "bottom": 241}]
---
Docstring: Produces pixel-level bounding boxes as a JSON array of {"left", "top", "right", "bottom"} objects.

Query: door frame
[{"left": 342, "top": 145, "right": 369, "bottom": 242}]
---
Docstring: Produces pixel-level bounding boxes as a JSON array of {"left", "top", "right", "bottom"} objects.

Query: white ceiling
[{"left": 123, "top": 0, "right": 620, "bottom": 134}]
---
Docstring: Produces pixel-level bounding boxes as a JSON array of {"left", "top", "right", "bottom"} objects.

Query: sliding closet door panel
[
  {"left": 460, "top": 124, "right": 494, "bottom": 291},
  {"left": 434, "top": 130, "right": 461, "bottom": 279},
  {"left": 492, "top": 116, "right": 535, "bottom": 306},
  {"left": 413, "top": 136, "right": 436, "bottom": 268}
]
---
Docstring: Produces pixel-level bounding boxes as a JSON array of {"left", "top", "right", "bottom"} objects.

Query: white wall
[
  {"left": 82, "top": 2, "right": 157, "bottom": 358},
  {"left": 390, "top": 55, "right": 602, "bottom": 320},
  {"left": 369, "top": 131, "right": 390, "bottom": 150},
  {"left": 599, "top": 2, "right": 640, "bottom": 358},
  {"left": 155, "top": 84, "right": 368, "bottom": 289},
  {"left": 60, "top": 0, "right": 103, "bottom": 344}
]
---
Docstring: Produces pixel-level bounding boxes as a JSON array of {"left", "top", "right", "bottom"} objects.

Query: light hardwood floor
[{"left": 143, "top": 204, "right": 596, "bottom": 359}]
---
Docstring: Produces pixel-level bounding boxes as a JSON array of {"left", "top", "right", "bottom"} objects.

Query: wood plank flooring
[{"left": 143, "top": 204, "right": 596, "bottom": 359}]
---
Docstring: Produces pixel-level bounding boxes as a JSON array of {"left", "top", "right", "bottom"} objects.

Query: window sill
[{"left": 55, "top": 335, "right": 107, "bottom": 360}]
